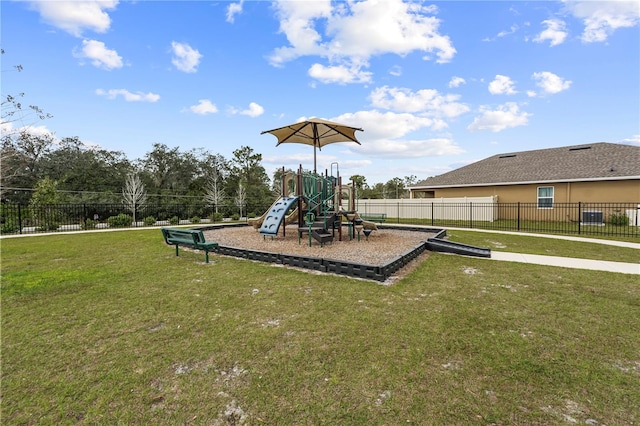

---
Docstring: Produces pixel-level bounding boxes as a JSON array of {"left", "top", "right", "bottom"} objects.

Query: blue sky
[{"left": 2, "top": 0, "right": 639, "bottom": 185}]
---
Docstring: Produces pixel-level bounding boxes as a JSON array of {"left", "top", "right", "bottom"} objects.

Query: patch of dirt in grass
[
  {"left": 487, "top": 240, "right": 507, "bottom": 249},
  {"left": 375, "top": 390, "right": 392, "bottom": 406},
  {"left": 613, "top": 360, "right": 640, "bottom": 375},
  {"left": 462, "top": 266, "right": 480, "bottom": 275},
  {"left": 541, "top": 399, "right": 598, "bottom": 425},
  {"left": 214, "top": 400, "right": 247, "bottom": 425}
]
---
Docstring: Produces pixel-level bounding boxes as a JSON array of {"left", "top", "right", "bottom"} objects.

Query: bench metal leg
[
  {"left": 175, "top": 244, "right": 179, "bottom": 257},
  {"left": 205, "top": 250, "right": 209, "bottom": 263}
]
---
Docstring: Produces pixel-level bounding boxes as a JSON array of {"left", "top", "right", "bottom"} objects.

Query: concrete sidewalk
[
  {"left": 445, "top": 227, "right": 640, "bottom": 249},
  {"left": 490, "top": 251, "right": 640, "bottom": 275}
]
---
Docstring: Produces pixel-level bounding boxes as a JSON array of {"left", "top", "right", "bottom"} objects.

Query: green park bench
[
  {"left": 360, "top": 213, "right": 387, "bottom": 223},
  {"left": 161, "top": 228, "right": 218, "bottom": 263}
]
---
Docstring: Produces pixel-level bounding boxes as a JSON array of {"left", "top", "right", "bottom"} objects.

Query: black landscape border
[{"left": 196, "top": 224, "right": 489, "bottom": 282}]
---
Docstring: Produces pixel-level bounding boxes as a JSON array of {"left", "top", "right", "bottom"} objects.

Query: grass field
[{"left": 1, "top": 229, "right": 639, "bottom": 424}]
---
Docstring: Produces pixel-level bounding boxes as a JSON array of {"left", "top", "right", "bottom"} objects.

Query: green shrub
[
  {"left": 107, "top": 214, "right": 132, "bottom": 228},
  {"left": 247, "top": 212, "right": 256, "bottom": 219},
  {"left": 190, "top": 216, "right": 201, "bottom": 224},
  {"left": 83, "top": 219, "right": 97, "bottom": 230},
  {"left": 231, "top": 213, "right": 240, "bottom": 221},
  {"left": 1, "top": 220, "right": 20, "bottom": 234},
  {"left": 169, "top": 216, "right": 179, "bottom": 225},
  {"left": 143, "top": 216, "right": 157, "bottom": 226},
  {"left": 210, "top": 212, "right": 223, "bottom": 222},
  {"left": 608, "top": 210, "right": 629, "bottom": 226},
  {"left": 38, "top": 223, "right": 59, "bottom": 232}
]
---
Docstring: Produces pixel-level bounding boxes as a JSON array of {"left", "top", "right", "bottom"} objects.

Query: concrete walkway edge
[{"left": 490, "top": 251, "right": 640, "bottom": 275}]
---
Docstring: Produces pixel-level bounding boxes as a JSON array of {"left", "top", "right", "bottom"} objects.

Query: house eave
[{"left": 410, "top": 176, "right": 640, "bottom": 191}]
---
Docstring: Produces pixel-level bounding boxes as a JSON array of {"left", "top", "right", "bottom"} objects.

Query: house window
[{"left": 537, "top": 186, "right": 554, "bottom": 208}]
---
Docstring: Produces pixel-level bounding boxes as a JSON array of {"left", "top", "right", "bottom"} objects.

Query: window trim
[{"left": 537, "top": 186, "right": 554, "bottom": 209}]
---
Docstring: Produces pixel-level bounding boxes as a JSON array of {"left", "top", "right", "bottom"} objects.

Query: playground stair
[
  {"left": 298, "top": 211, "right": 340, "bottom": 246},
  {"left": 312, "top": 229, "right": 333, "bottom": 246}
]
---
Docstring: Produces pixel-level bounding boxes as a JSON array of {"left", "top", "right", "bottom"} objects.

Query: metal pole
[
  {"left": 578, "top": 202, "right": 582, "bottom": 235},
  {"left": 431, "top": 202, "right": 434, "bottom": 226},
  {"left": 18, "top": 203, "right": 23, "bottom": 234}
]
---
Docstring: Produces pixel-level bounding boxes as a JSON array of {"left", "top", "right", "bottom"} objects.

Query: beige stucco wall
[
  {"left": 411, "top": 179, "right": 640, "bottom": 203},
  {"left": 410, "top": 179, "right": 639, "bottom": 222}
]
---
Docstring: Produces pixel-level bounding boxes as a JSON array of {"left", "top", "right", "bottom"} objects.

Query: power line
[{"left": 0, "top": 187, "right": 209, "bottom": 199}]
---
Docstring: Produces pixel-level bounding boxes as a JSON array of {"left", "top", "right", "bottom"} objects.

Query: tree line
[{"left": 1, "top": 131, "right": 418, "bottom": 205}]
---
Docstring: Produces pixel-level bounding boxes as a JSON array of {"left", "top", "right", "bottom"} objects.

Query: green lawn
[{"left": 2, "top": 230, "right": 639, "bottom": 424}]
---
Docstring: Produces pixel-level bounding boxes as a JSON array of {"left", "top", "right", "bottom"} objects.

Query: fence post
[
  {"left": 578, "top": 202, "right": 581, "bottom": 235},
  {"left": 18, "top": 204, "right": 23, "bottom": 234},
  {"left": 469, "top": 202, "right": 473, "bottom": 229},
  {"left": 397, "top": 202, "right": 400, "bottom": 224},
  {"left": 517, "top": 202, "right": 520, "bottom": 231},
  {"left": 431, "top": 202, "right": 434, "bottom": 226}
]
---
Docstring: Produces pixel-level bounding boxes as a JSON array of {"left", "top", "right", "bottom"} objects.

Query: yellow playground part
[
  {"left": 354, "top": 212, "right": 378, "bottom": 231},
  {"left": 249, "top": 203, "right": 299, "bottom": 230},
  {"left": 248, "top": 211, "right": 267, "bottom": 229}
]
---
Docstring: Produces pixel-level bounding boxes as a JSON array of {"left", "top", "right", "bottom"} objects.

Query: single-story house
[{"left": 409, "top": 142, "right": 639, "bottom": 222}]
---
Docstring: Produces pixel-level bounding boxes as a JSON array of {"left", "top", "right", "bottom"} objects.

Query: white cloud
[
  {"left": 73, "top": 39, "right": 123, "bottom": 70},
  {"left": 448, "top": 76, "right": 466, "bottom": 88},
  {"left": 563, "top": 0, "right": 640, "bottom": 43},
  {"left": 389, "top": 65, "right": 402, "bottom": 77},
  {"left": 532, "top": 71, "right": 572, "bottom": 94},
  {"left": 484, "top": 24, "right": 520, "bottom": 42},
  {"left": 189, "top": 99, "right": 218, "bottom": 115},
  {"left": 357, "top": 137, "right": 465, "bottom": 159},
  {"left": 369, "top": 86, "right": 469, "bottom": 118},
  {"left": 488, "top": 75, "right": 518, "bottom": 95},
  {"left": 96, "top": 89, "right": 160, "bottom": 102},
  {"left": 171, "top": 41, "right": 202, "bottom": 73},
  {"left": 1, "top": 121, "right": 56, "bottom": 139},
  {"left": 333, "top": 110, "right": 439, "bottom": 139},
  {"left": 308, "top": 63, "right": 373, "bottom": 84},
  {"left": 483, "top": 24, "right": 521, "bottom": 42},
  {"left": 534, "top": 19, "right": 568, "bottom": 46},
  {"left": 269, "top": 0, "right": 455, "bottom": 83},
  {"left": 226, "top": 1, "right": 243, "bottom": 23},
  {"left": 27, "top": 0, "right": 118, "bottom": 37},
  {"left": 619, "top": 134, "right": 640, "bottom": 146},
  {"left": 230, "top": 102, "right": 264, "bottom": 117},
  {"left": 467, "top": 102, "right": 531, "bottom": 132}
]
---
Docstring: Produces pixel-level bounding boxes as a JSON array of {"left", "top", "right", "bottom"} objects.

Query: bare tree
[
  {"left": 122, "top": 173, "right": 147, "bottom": 225},
  {"left": 204, "top": 169, "right": 225, "bottom": 214},
  {"left": 234, "top": 180, "right": 246, "bottom": 218},
  {"left": 2, "top": 50, "right": 53, "bottom": 201},
  {"left": 2, "top": 50, "right": 53, "bottom": 134}
]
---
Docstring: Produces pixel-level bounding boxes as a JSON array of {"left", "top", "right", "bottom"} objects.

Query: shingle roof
[{"left": 412, "top": 142, "right": 640, "bottom": 188}]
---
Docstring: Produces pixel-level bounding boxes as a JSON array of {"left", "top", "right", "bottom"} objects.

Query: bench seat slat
[{"left": 360, "top": 213, "right": 386, "bottom": 223}]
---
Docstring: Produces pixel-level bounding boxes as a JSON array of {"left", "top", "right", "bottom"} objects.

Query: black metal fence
[
  {"left": 1, "top": 201, "right": 638, "bottom": 238},
  {"left": 0, "top": 202, "right": 272, "bottom": 235},
  {"left": 356, "top": 201, "right": 640, "bottom": 238}
]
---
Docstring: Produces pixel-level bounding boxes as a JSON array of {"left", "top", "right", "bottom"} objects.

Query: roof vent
[
  {"left": 499, "top": 154, "right": 516, "bottom": 159},
  {"left": 569, "top": 146, "right": 591, "bottom": 151}
]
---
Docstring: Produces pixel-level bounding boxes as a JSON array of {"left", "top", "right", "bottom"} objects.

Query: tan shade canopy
[{"left": 261, "top": 118, "right": 363, "bottom": 173}]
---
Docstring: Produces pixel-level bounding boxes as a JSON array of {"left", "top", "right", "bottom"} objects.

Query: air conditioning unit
[{"left": 582, "top": 210, "right": 604, "bottom": 225}]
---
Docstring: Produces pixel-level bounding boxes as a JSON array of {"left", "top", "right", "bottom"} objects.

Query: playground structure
[{"left": 248, "top": 165, "right": 378, "bottom": 246}]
